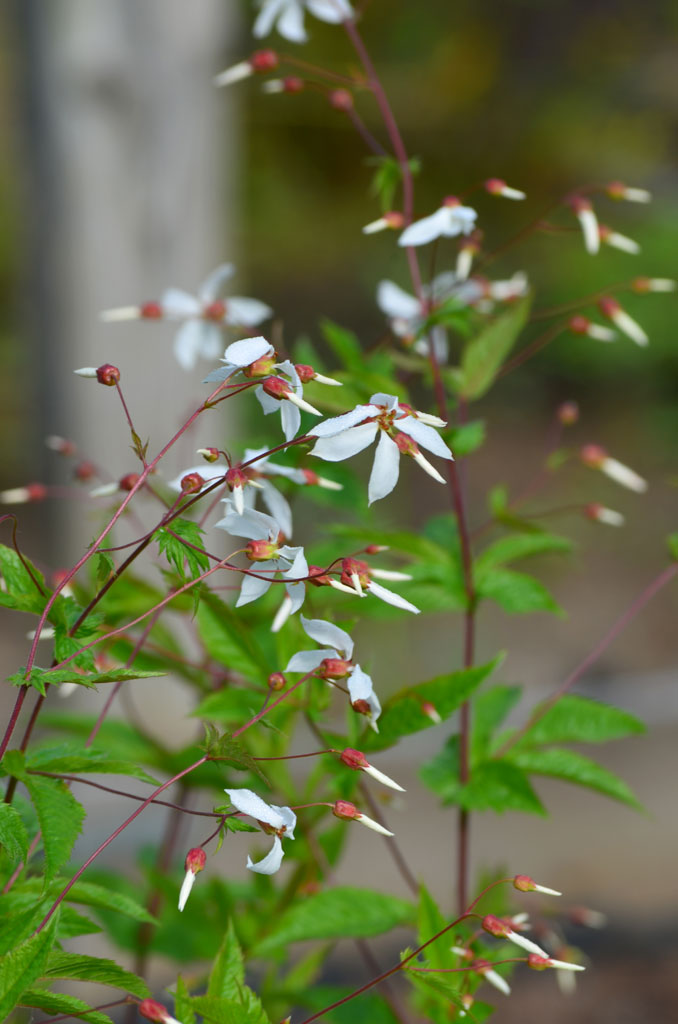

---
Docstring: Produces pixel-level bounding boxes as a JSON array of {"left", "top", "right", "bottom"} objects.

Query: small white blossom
[
  {"left": 224, "top": 788, "right": 296, "bottom": 874},
  {"left": 254, "top": 0, "right": 353, "bottom": 44},
  {"left": 309, "top": 393, "right": 453, "bottom": 503},
  {"left": 398, "top": 200, "right": 478, "bottom": 247},
  {"left": 570, "top": 199, "right": 600, "bottom": 255}
]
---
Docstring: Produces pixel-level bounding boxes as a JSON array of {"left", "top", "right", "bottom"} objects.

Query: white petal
[
  {"left": 506, "top": 929, "right": 550, "bottom": 959},
  {"left": 355, "top": 813, "right": 393, "bottom": 837},
  {"left": 216, "top": 504, "right": 277, "bottom": 540},
  {"left": 223, "top": 336, "right": 273, "bottom": 367},
  {"left": 312, "top": 422, "right": 379, "bottom": 462},
  {"left": 285, "top": 648, "right": 335, "bottom": 672},
  {"left": 397, "top": 416, "right": 453, "bottom": 459},
  {"left": 377, "top": 280, "right": 421, "bottom": 320},
  {"left": 284, "top": 547, "right": 309, "bottom": 581},
  {"left": 100, "top": 305, "right": 142, "bottom": 322},
  {"left": 456, "top": 247, "right": 474, "bottom": 281},
  {"left": 605, "top": 231, "right": 640, "bottom": 255},
  {"left": 611, "top": 309, "right": 648, "bottom": 346},
  {"left": 253, "top": 0, "right": 290, "bottom": 38},
  {"left": 247, "top": 836, "right": 285, "bottom": 874},
  {"left": 363, "top": 763, "right": 405, "bottom": 792},
  {"left": 368, "top": 393, "right": 399, "bottom": 410},
  {"left": 226, "top": 296, "right": 273, "bottom": 326},
  {"left": 161, "top": 288, "right": 201, "bottom": 318},
  {"left": 368, "top": 431, "right": 400, "bottom": 504},
  {"left": 271, "top": 803, "right": 296, "bottom": 838},
  {"left": 367, "top": 579, "right": 420, "bottom": 614},
  {"left": 446, "top": 206, "right": 478, "bottom": 236},
  {"left": 224, "top": 788, "right": 285, "bottom": 829},
  {"left": 533, "top": 883, "right": 562, "bottom": 896},
  {"left": 280, "top": 400, "right": 302, "bottom": 441},
  {"left": 309, "top": 405, "right": 379, "bottom": 438},
  {"left": 307, "top": 0, "right": 353, "bottom": 23},
  {"left": 259, "top": 480, "right": 293, "bottom": 538},
  {"left": 277, "top": 2, "right": 308, "bottom": 42},
  {"left": 482, "top": 969, "right": 511, "bottom": 996},
  {"left": 398, "top": 208, "right": 451, "bottom": 247},
  {"left": 173, "top": 320, "right": 205, "bottom": 371},
  {"left": 203, "top": 365, "right": 235, "bottom": 383},
  {"left": 413, "top": 450, "right": 447, "bottom": 484},
  {"left": 601, "top": 457, "right": 647, "bottom": 493},
  {"left": 271, "top": 594, "right": 293, "bottom": 633},
  {"left": 577, "top": 207, "right": 600, "bottom": 255},
  {"left": 369, "top": 569, "right": 412, "bottom": 582},
  {"left": 301, "top": 615, "right": 353, "bottom": 657},
  {"left": 547, "top": 959, "right": 586, "bottom": 972},
  {"left": 236, "top": 571, "right": 273, "bottom": 607},
  {"left": 178, "top": 869, "right": 196, "bottom": 912},
  {"left": 199, "top": 263, "right": 235, "bottom": 303},
  {"left": 587, "top": 323, "right": 617, "bottom": 342},
  {"left": 214, "top": 62, "right": 255, "bottom": 87},
  {"left": 347, "top": 664, "right": 374, "bottom": 702},
  {"left": 284, "top": 579, "right": 306, "bottom": 615}
]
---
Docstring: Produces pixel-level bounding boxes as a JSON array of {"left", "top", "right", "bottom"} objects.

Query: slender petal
[
  {"left": 199, "top": 263, "right": 235, "bottom": 302},
  {"left": 368, "top": 430, "right": 400, "bottom": 504},
  {"left": 223, "top": 336, "right": 273, "bottom": 367},
  {"left": 367, "top": 579, "right": 420, "bottom": 614},
  {"left": 312, "top": 422, "right": 379, "bottom": 462},
  {"left": 285, "top": 648, "right": 336, "bottom": 672},
  {"left": 161, "top": 288, "right": 201, "bottom": 318},
  {"left": 224, "top": 788, "right": 290, "bottom": 830},
  {"left": 355, "top": 813, "right": 394, "bottom": 837},
  {"left": 259, "top": 479, "right": 292, "bottom": 537},
  {"left": 216, "top": 504, "right": 277, "bottom": 540},
  {"left": 397, "top": 416, "right": 453, "bottom": 459},
  {"left": 236, "top": 570, "right": 274, "bottom": 607},
  {"left": 301, "top": 615, "right": 353, "bottom": 657},
  {"left": 178, "top": 870, "right": 196, "bottom": 912},
  {"left": 276, "top": 2, "right": 308, "bottom": 41},
  {"left": 506, "top": 929, "right": 550, "bottom": 958},
  {"left": 173, "top": 320, "right": 206, "bottom": 371},
  {"left": 398, "top": 208, "right": 453, "bottom": 247},
  {"left": 247, "top": 836, "right": 286, "bottom": 874},
  {"left": 226, "top": 296, "right": 273, "bottom": 325},
  {"left": 363, "top": 763, "right": 405, "bottom": 792},
  {"left": 377, "top": 280, "right": 421, "bottom": 320},
  {"left": 280, "top": 400, "right": 302, "bottom": 441},
  {"left": 307, "top": 0, "right": 353, "bottom": 22},
  {"left": 310, "top": 405, "right": 380, "bottom": 438}
]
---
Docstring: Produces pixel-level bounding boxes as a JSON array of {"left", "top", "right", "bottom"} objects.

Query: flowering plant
[{"left": 0, "top": 5, "right": 674, "bottom": 1024}]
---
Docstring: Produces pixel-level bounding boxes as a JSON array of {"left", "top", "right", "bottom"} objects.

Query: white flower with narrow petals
[
  {"left": 309, "top": 392, "right": 453, "bottom": 504},
  {"left": 398, "top": 198, "right": 478, "bottom": 248},
  {"left": 254, "top": 0, "right": 353, "bottom": 43},
  {"left": 224, "top": 788, "right": 296, "bottom": 874},
  {"left": 377, "top": 273, "right": 483, "bottom": 364},
  {"left": 101, "top": 265, "right": 272, "bottom": 371},
  {"left": 285, "top": 616, "right": 382, "bottom": 730}
]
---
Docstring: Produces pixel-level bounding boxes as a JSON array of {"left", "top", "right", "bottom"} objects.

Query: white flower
[
  {"left": 606, "top": 181, "right": 651, "bottom": 203},
  {"left": 254, "top": 0, "right": 353, "bottom": 43},
  {"left": 224, "top": 788, "right": 296, "bottom": 874},
  {"left": 580, "top": 444, "right": 647, "bottom": 493},
  {"left": 398, "top": 200, "right": 478, "bottom": 247},
  {"left": 102, "top": 265, "right": 272, "bottom": 371},
  {"left": 309, "top": 393, "right": 453, "bottom": 503},
  {"left": 285, "top": 616, "right": 382, "bottom": 730},
  {"left": 216, "top": 504, "right": 309, "bottom": 627}
]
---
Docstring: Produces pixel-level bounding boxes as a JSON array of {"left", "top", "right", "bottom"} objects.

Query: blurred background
[{"left": 1, "top": 0, "right": 677, "bottom": 1020}]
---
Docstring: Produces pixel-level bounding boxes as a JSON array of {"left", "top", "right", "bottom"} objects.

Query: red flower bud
[
  {"left": 282, "top": 76, "right": 304, "bottom": 93},
  {"left": 351, "top": 698, "right": 372, "bottom": 716},
  {"left": 294, "top": 363, "right": 316, "bottom": 383},
  {"left": 185, "top": 847, "right": 206, "bottom": 874},
  {"left": 203, "top": 300, "right": 226, "bottom": 321},
  {"left": 307, "top": 565, "right": 333, "bottom": 587},
  {"left": 339, "top": 748, "right": 369, "bottom": 770},
  {"left": 568, "top": 315, "right": 591, "bottom": 335},
  {"left": 180, "top": 472, "right": 205, "bottom": 494},
  {"left": 318, "top": 657, "right": 352, "bottom": 680},
  {"left": 329, "top": 89, "right": 354, "bottom": 111},
  {"left": 268, "top": 671, "right": 286, "bottom": 691},
  {"left": 261, "top": 376, "right": 291, "bottom": 401},
  {"left": 96, "top": 363, "right": 121, "bottom": 386},
  {"left": 250, "top": 49, "right": 279, "bottom": 73},
  {"left": 74, "top": 460, "right": 96, "bottom": 482},
  {"left": 557, "top": 400, "right": 579, "bottom": 425},
  {"left": 140, "top": 301, "right": 163, "bottom": 319},
  {"left": 579, "top": 443, "right": 607, "bottom": 468},
  {"left": 119, "top": 473, "right": 140, "bottom": 492},
  {"left": 245, "top": 538, "right": 279, "bottom": 562},
  {"left": 332, "top": 799, "right": 359, "bottom": 821},
  {"left": 138, "top": 1000, "right": 170, "bottom": 1024}
]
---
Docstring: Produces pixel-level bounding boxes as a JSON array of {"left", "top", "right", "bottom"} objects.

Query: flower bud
[
  {"left": 442, "top": 195, "right": 461, "bottom": 207},
  {"left": 0, "top": 483, "right": 48, "bottom": 504},
  {"left": 557, "top": 400, "right": 579, "bottom": 425},
  {"left": 197, "top": 447, "right": 221, "bottom": 462},
  {"left": 568, "top": 196, "right": 599, "bottom": 255},
  {"left": 482, "top": 914, "right": 549, "bottom": 957},
  {"left": 568, "top": 315, "right": 616, "bottom": 342},
  {"left": 332, "top": 799, "right": 359, "bottom": 821},
  {"left": 329, "top": 89, "right": 354, "bottom": 111},
  {"left": 203, "top": 300, "right": 226, "bottom": 321},
  {"left": 119, "top": 472, "right": 140, "bottom": 492},
  {"left": 527, "top": 953, "right": 585, "bottom": 972},
  {"left": 262, "top": 75, "right": 305, "bottom": 94},
  {"left": 245, "top": 539, "right": 279, "bottom": 562},
  {"left": 140, "top": 301, "right": 163, "bottom": 319},
  {"left": 96, "top": 363, "right": 121, "bottom": 386},
  {"left": 74, "top": 460, "right": 96, "bottom": 482},
  {"left": 485, "top": 178, "right": 526, "bottom": 200},
  {"left": 605, "top": 181, "right": 651, "bottom": 203},
  {"left": 250, "top": 49, "right": 279, "bottom": 73},
  {"left": 598, "top": 224, "right": 640, "bottom": 254},
  {"left": 631, "top": 276, "right": 676, "bottom": 293},
  {"left": 421, "top": 700, "right": 442, "bottom": 724},
  {"left": 307, "top": 565, "right": 333, "bottom": 587},
  {"left": 138, "top": 1000, "right": 182, "bottom": 1024},
  {"left": 268, "top": 671, "right": 286, "bottom": 691},
  {"left": 318, "top": 657, "right": 353, "bottom": 680},
  {"left": 514, "top": 874, "right": 562, "bottom": 896},
  {"left": 179, "top": 472, "right": 204, "bottom": 495},
  {"left": 585, "top": 502, "right": 624, "bottom": 527},
  {"left": 46, "top": 435, "right": 76, "bottom": 456},
  {"left": 598, "top": 296, "right": 648, "bottom": 346},
  {"left": 362, "top": 211, "right": 405, "bottom": 234}
]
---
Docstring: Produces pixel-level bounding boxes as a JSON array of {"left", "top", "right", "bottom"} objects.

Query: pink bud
[
  {"left": 140, "top": 301, "right": 163, "bottom": 319},
  {"left": 138, "top": 1000, "right": 171, "bottom": 1024},
  {"left": 421, "top": 700, "right": 442, "bottom": 724},
  {"left": 294, "top": 363, "right": 316, "bottom": 383},
  {"left": 557, "top": 400, "right": 579, "bottom": 425},
  {"left": 319, "top": 657, "right": 353, "bottom": 680},
  {"left": 332, "top": 799, "right": 359, "bottom": 821},
  {"left": 568, "top": 315, "right": 592, "bottom": 336},
  {"left": 268, "top": 671, "right": 286, "bottom": 691},
  {"left": 261, "top": 376, "right": 291, "bottom": 401},
  {"left": 579, "top": 443, "right": 607, "bottom": 468},
  {"left": 482, "top": 914, "right": 509, "bottom": 938},
  {"left": 226, "top": 466, "right": 248, "bottom": 490},
  {"left": 282, "top": 76, "right": 304, "bottom": 93},
  {"left": 250, "top": 49, "right": 279, "bottom": 73},
  {"left": 185, "top": 847, "right": 206, "bottom": 874},
  {"left": 74, "top": 460, "right": 96, "bottom": 482},
  {"left": 442, "top": 195, "right": 461, "bottom": 207},
  {"left": 245, "top": 538, "right": 279, "bottom": 562},
  {"left": 119, "top": 473, "right": 140, "bottom": 492},
  {"left": 340, "top": 748, "right": 369, "bottom": 769},
  {"left": 329, "top": 89, "right": 354, "bottom": 111},
  {"left": 198, "top": 447, "right": 221, "bottom": 463},
  {"left": 307, "top": 564, "right": 333, "bottom": 587},
  {"left": 180, "top": 472, "right": 205, "bottom": 495}
]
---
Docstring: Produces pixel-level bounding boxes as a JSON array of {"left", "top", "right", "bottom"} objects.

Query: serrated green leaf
[
  {"left": 19, "top": 989, "right": 115, "bottom": 1024},
  {"left": 190, "top": 993, "right": 269, "bottom": 1024},
  {"left": 458, "top": 294, "right": 531, "bottom": 399},
  {"left": 0, "top": 803, "right": 29, "bottom": 863},
  {"left": 44, "top": 952, "right": 149, "bottom": 998},
  {"left": 471, "top": 684, "right": 523, "bottom": 760},
  {"left": 417, "top": 886, "right": 451, "bottom": 970},
  {"left": 207, "top": 921, "right": 245, "bottom": 1001},
  {"left": 253, "top": 887, "right": 414, "bottom": 955},
  {"left": 175, "top": 977, "right": 196, "bottom": 1024},
  {"left": 156, "top": 518, "right": 209, "bottom": 582},
  {"left": 222, "top": 817, "right": 259, "bottom": 835},
  {"left": 514, "top": 695, "right": 645, "bottom": 747},
  {"left": 476, "top": 567, "right": 563, "bottom": 615},
  {"left": 475, "top": 532, "right": 572, "bottom": 575},
  {"left": 362, "top": 657, "right": 503, "bottom": 753},
  {"left": 26, "top": 743, "right": 159, "bottom": 784},
  {"left": 421, "top": 742, "right": 546, "bottom": 815},
  {"left": 0, "top": 544, "right": 49, "bottom": 612},
  {"left": 19, "top": 773, "right": 86, "bottom": 884},
  {"left": 205, "top": 732, "right": 268, "bottom": 784},
  {"left": 507, "top": 747, "right": 643, "bottom": 808},
  {"left": 0, "top": 912, "right": 59, "bottom": 1022},
  {"left": 64, "top": 880, "right": 158, "bottom": 925},
  {"left": 197, "top": 594, "right": 270, "bottom": 683}
]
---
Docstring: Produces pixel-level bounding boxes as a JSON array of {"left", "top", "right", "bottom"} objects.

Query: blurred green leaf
[
  {"left": 44, "top": 952, "right": 149, "bottom": 998},
  {"left": 19, "top": 989, "right": 114, "bottom": 1024},
  {"left": 0, "top": 913, "right": 60, "bottom": 1023},
  {"left": 513, "top": 695, "right": 645, "bottom": 746},
  {"left": 458, "top": 295, "right": 531, "bottom": 399},
  {"left": 507, "top": 747, "right": 642, "bottom": 808},
  {"left": 0, "top": 803, "right": 29, "bottom": 864},
  {"left": 476, "top": 567, "right": 563, "bottom": 615}
]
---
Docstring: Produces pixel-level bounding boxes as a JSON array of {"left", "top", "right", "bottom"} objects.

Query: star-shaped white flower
[
  {"left": 224, "top": 788, "right": 296, "bottom": 874},
  {"left": 101, "top": 265, "right": 272, "bottom": 371},
  {"left": 309, "top": 393, "right": 453, "bottom": 503},
  {"left": 285, "top": 616, "right": 382, "bottom": 730},
  {"left": 377, "top": 274, "right": 484, "bottom": 364},
  {"left": 398, "top": 198, "right": 478, "bottom": 248},
  {"left": 254, "top": 0, "right": 354, "bottom": 43}
]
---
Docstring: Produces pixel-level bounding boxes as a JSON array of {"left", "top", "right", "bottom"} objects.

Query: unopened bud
[
  {"left": 421, "top": 700, "right": 442, "bottom": 724},
  {"left": 482, "top": 915, "right": 549, "bottom": 957},
  {"left": 631, "top": 276, "right": 676, "bottom": 293},
  {"left": 0, "top": 483, "right": 47, "bottom": 504},
  {"left": 605, "top": 181, "right": 651, "bottom": 203},
  {"left": 568, "top": 196, "right": 599, "bottom": 255},
  {"left": 180, "top": 472, "right": 204, "bottom": 495},
  {"left": 119, "top": 473, "right": 140, "bottom": 492},
  {"left": 245, "top": 538, "right": 279, "bottom": 562},
  {"left": 332, "top": 800, "right": 394, "bottom": 836},
  {"left": 197, "top": 447, "right": 221, "bottom": 462},
  {"left": 567, "top": 905, "right": 607, "bottom": 929},
  {"left": 598, "top": 224, "right": 640, "bottom": 254},
  {"left": 319, "top": 657, "right": 353, "bottom": 680},
  {"left": 46, "top": 435, "right": 76, "bottom": 456},
  {"left": 74, "top": 460, "right": 96, "bottom": 482},
  {"left": 585, "top": 502, "right": 624, "bottom": 527},
  {"left": 527, "top": 953, "right": 585, "bottom": 973},
  {"left": 268, "top": 671, "right": 286, "bottom": 691},
  {"left": 329, "top": 89, "right": 353, "bottom": 111},
  {"left": 262, "top": 75, "right": 305, "bottom": 94},
  {"left": 250, "top": 49, "right": 279, "bottom": 73},
  {"left": 362, "top": 211, "right": 405, "bottom": 234},
  {"left": 365, "top": 543, "right": 389, "bottom": 555},
  {"left": 568, "top": 315, "right": 616, "bottom": 342},
  {"left": 442, "top": 195, "right": 461, "bottom": 208},
  {"left": 514, "top": 874, "right": 562, "bottom": 896},
  {"left": 138, "top": 1000, "right": 182, "bottom": 1024},
  {"left": 485, "top": 178, "right": 526, "bottom": 200},
  {"left": 140, "top": 301, "right": 163, "bottom": 319},
  {"left": 96, "top": 363, "right": 121, "bottom": 386},
  {"left": 598, "top": 296, "right": 648, "bottom": 346}
]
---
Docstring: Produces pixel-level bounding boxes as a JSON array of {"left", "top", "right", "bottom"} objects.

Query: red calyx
[
  {"left": 568, "top": 315, "right": 591, "bottom": 335},
  {"left": 513, "top": 874, "right": 535, "bottom": 892},
  {"left": 96, "top": 363, "right": 121, "bottom": 386},
  {"left": 557, "top": 400, "right": 579, "bottom": 425},
  {"left": 351, "top": 699, "right": 372, "bottom": 716},
  {"left": 138, "top": 1000, "right": 169, "bottom": 1024},
  {"left": 140, "top": 301, "right": 163, "bottom": 319},
  {"left": 332, "top": 799, "right": 359, "bottom": 821},
  {"left": 294, "top": 363, "right": 316, "bottom": 383},
  {"left": 482, "top": 914, "right": 509, "bottom": 938},
  {"left": 393, "top": 432, "right": 419, "bottom": 457},
  {"left": 579, "top": 443, "right": 607, "bottom": 467},
  {"left": 485, "top": 177, "right": 506, "bottom": 194},
  {"left": 25, "top": 483, "right": 47, "bottom": 502},
  {"left": 268, "top": 671, "right": 286, "bottom": 691},
  {"left": 185, "top": 847, "right": 206, "bottom": 874},
  {"left": 261, "top": 376, "right": 291, "bottom": 401},
  {"left": 245, "top": 538, "right": 279, "bottom": 562},
  {"left": 307, "top": 565, "right": 332, "bottom": 587},
  {"left": 180, "top": 472, "right": 205, "bottom": 494},
  {"left": 203, "top": 300, "right": 226, "bottom": 321},
  {"left": 340, "top": 557, "right": 370, "bottom": 590},
  {"left": 318, "top": 657, "right": 352, "bottom": 680},
  {"left": 282, "top": 76, "right": 304, "bottom": 93},
  {"left": 226, "top": 466, "right": 248, "bottom": 490},
  {"left": 598, "top": 296, "right": 620, "bottom": 318},
  {"left": 442, "top": 195, "right": 461, "bottom": 207},
  {"left": 329, "top": 89, "right": 354, "bottom": 111},
  {"left": 119, "top": 473, "right": 140, "bottom": 492},
  {"left": 339, "top": 747, "right": 369, "bottom": 770},
  {"left": 250, "top": 49, "right": 279, "bottom": 73},
  {"left": 74, "top": 460, "right": 96, "bottom": 482}
]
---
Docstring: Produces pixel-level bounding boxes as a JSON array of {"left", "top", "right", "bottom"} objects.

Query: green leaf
[
  {"left": 421, "top": 743, "right": 546, "bottom": 815},
  {"left": 207, "top": 921, "right": 244, "bottom": 1001},
  {"left": 471, "top": 685, "right": 522, "bottom": 760},
  {"left": 320, "top": 319, "right": 364, "bottom": 374},
  {"left": 667, "top": 532, "right": 678, "bottom": 560},
  {"left": 0, "top": 912, "right": 60, "bottom": 1023},
  {"left": 26, "top": 743, "right": 159, "bottom": 784},
  {"left": 0, "top": 803, "right": 29, "bottom": 863},
  {"left": 64, "top": 881, "right": 158, "bottom": 925},
  {"left": 156, "top": 518, "right": 209, "bottom": 582},
  {"left": 96, "top": 551, "right": 115, "bottom": 583},
  {"left": 417, "top": 886, "right": 451, "bottom": 970},
  {"left": 8, "top": 666, "right": 166, "bottom": 693},
  {"left": 19, "top": 989, "right": 115, "bottom": 1024},
  {"left": 175, "top": 977, "right": 197, "bottom": 1024},
  {"left": 253, "top": 887, "right": 414, "bottom": 955},
  {"left": 362, "top": 657, "right": 503, "bottom": 753},
  {"left": 458, "top": 294, "right": 531, "bottom": 399},
  {"left": 20, "top": 773, "right": 85, "bottom": 884},
  {"left": 514, "top": 695, "right": 645, "bottom": 746},
  {"left": 476, "top": 567, "right": 563, "bottom": 615},
  {"left": 475, "top": 532, "right": 572, "bottom": 575},
  {"left": 507, "top": 747, "right": 643, "bottom": 808},
  {"left": 367, "top": 154, "right": 420, "bottom": 211},
  {"left": 190, "top": 993, "right": 269, "bottom": 1024},
  {"left": 44, "top": 952, "right": 150, "bottom": 998},
  {"left": 204, "top": 731, "right": 268, "bottom": 784},
  {"left": 0, "top": 544, "right": 49, "bottom": 614},
  {"left": 446, "top": 420, "right": 486, "bottom": 458},
  {"left": 197, "top": 594, "right": 270, "bottom": 683}
]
